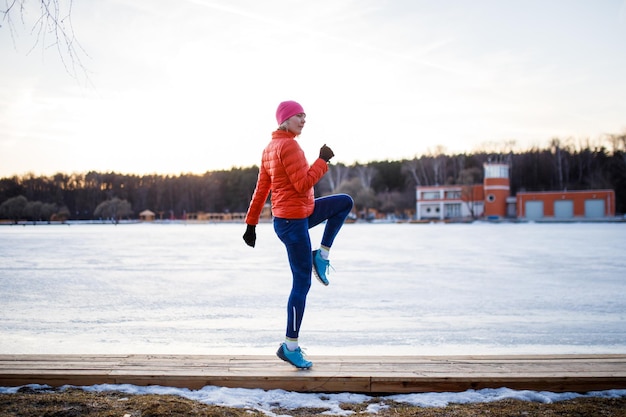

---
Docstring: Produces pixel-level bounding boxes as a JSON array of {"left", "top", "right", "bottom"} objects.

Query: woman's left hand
[{"left": 243, "top": 224, "right": 256, "bottom": 247}]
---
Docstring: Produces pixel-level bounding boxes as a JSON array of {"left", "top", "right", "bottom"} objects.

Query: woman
[{"left": 243, "top": 100, "right": 353, "bottom": 369}]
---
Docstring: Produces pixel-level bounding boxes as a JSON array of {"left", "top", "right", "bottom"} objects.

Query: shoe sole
[
  {"left": 312, "top": 266, "right": 329, "bottom": 286},
  {"left": 312, "top": 251, "right": 330, "bottom": 286},
  {"left": 276, "top": 346, "right": 312, "bottom": 369}
]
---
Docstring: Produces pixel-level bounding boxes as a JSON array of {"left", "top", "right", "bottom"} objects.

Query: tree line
[{"left": 1, "top": 137, "right": 625, "bottom": 222}]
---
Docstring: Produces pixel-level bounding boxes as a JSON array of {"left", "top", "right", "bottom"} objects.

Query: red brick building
[
  {"left": 516, "top": 190, "right": 615, "bottom": 220},
  {"left": 416, "top": 163, "right": 616, "bottom": 221}
]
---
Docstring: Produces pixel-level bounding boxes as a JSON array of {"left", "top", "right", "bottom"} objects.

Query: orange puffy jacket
[{"left": 245, "top": 129, "right": 328, "bottom": 224}]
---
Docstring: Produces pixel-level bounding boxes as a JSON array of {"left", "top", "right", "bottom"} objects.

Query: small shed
[{"left": 139, "top": 210, "right": 156, "bottom": 222}]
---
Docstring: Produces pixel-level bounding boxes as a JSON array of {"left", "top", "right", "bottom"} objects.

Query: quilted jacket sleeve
[
  {"left": 244, "top": 163, "right": 271, "bottom": 225},
  {"left": 279, "top": 139, "right": 328, "bottom": 194},
  {"left": 245, "top": 135, "right": 329, "bottom": 223}
]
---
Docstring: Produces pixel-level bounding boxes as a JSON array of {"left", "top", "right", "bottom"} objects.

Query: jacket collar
[{"left": 272, "top": 129, "right": 296, "bottom": 140}]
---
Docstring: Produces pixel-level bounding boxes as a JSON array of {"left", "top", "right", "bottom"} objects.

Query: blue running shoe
[
  {"left": 312, "top": 250, "right": 331, "bottom": 286},
  {"left": 276, "top": 343, "right": 312, "bottom": 369}
]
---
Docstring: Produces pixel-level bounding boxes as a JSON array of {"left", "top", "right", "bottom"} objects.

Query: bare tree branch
[{"left": 2, "top": 0, "right": 90, "bottom": 83}]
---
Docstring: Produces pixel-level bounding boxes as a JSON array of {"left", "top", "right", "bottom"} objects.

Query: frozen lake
[{"left": 1, "top": 221, "right": 625, "bottom": 356}]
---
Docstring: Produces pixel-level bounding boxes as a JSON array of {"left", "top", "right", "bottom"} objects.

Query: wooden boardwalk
[{"left": 1, "top": 354, "right": 625, "bottom": 394}]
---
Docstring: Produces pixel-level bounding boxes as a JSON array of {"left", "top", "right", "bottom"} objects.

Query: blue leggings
[{"left": 273, "top": 194, "right": 354, "bottom": 339}]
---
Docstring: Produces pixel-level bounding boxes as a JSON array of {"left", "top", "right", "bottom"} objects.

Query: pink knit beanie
[{"left": 276, "top": 100, "right": 305, "bottom": 125}]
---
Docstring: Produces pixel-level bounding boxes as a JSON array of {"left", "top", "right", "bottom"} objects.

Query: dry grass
[{"left": 0, "top": 387, "right": 625, "bottom": 417}]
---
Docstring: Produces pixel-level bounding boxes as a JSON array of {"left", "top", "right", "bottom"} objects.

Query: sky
[{"left": 1, "top": 0, "right": 626, "bottom": 177}]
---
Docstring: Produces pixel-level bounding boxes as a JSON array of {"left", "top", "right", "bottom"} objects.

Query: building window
[
  {"left": 445, "top": 190, "right": 461, "bottom": 199},
  {"left": 487, "top": 194, "right": 496, "bottom": 203},
  {"left": 422, "top": 191, "right": 440, "bottom": 200},
  {"left": 445, "top": 203, "right": 462, "bottom": 218},
  {"left": 484, "top": 164, "right": 509, "bottom": 179}
]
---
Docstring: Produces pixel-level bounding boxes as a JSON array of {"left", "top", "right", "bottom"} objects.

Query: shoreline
[{"left": 1, "top": 387, "right": 626, "bottom": 417}]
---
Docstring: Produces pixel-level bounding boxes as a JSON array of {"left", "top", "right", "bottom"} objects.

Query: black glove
[
  {"left": 243, "top": 224, "right": 256, "bottom": 247},
  {"left": 319, "top": 144, "right": 334, "bottom": 162}
]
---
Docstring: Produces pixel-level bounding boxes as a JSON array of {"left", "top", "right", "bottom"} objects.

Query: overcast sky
[{"left": 1, "top": 0, "right": 625, "bottom": 177}]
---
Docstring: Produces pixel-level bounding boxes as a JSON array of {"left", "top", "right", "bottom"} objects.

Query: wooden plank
[{"left": 0, "top": 354, "right": 625, "bottom": 393}]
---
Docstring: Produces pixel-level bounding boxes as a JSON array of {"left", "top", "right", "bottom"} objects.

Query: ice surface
[
  {"left": 2, "top": 222, "right": 626, "bottom": 411},
  {"left": 0, "top": 222, "right": 625, "bottom": 355}
]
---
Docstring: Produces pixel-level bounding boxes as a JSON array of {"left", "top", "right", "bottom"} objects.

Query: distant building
[
  {"left": 415, "top": 184, "right": 484, "bottom": 221},
  {"left": 184, "top": 204, "right": 272, "bottom": 222},
  {"left": 416, "top": 163, "right": 616, "bottom": 221},
  {"left": 139, "top": 210, "right": 156, "bottom": 221},
  {"left": 185, "top": 212, "right": 246, "bottom": 222},
  {"left": 516, "top": 190, "right": 615, "bottom": 220},
  {"left": 483, "top": 163, "right": 510, "bottom": 219}
]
